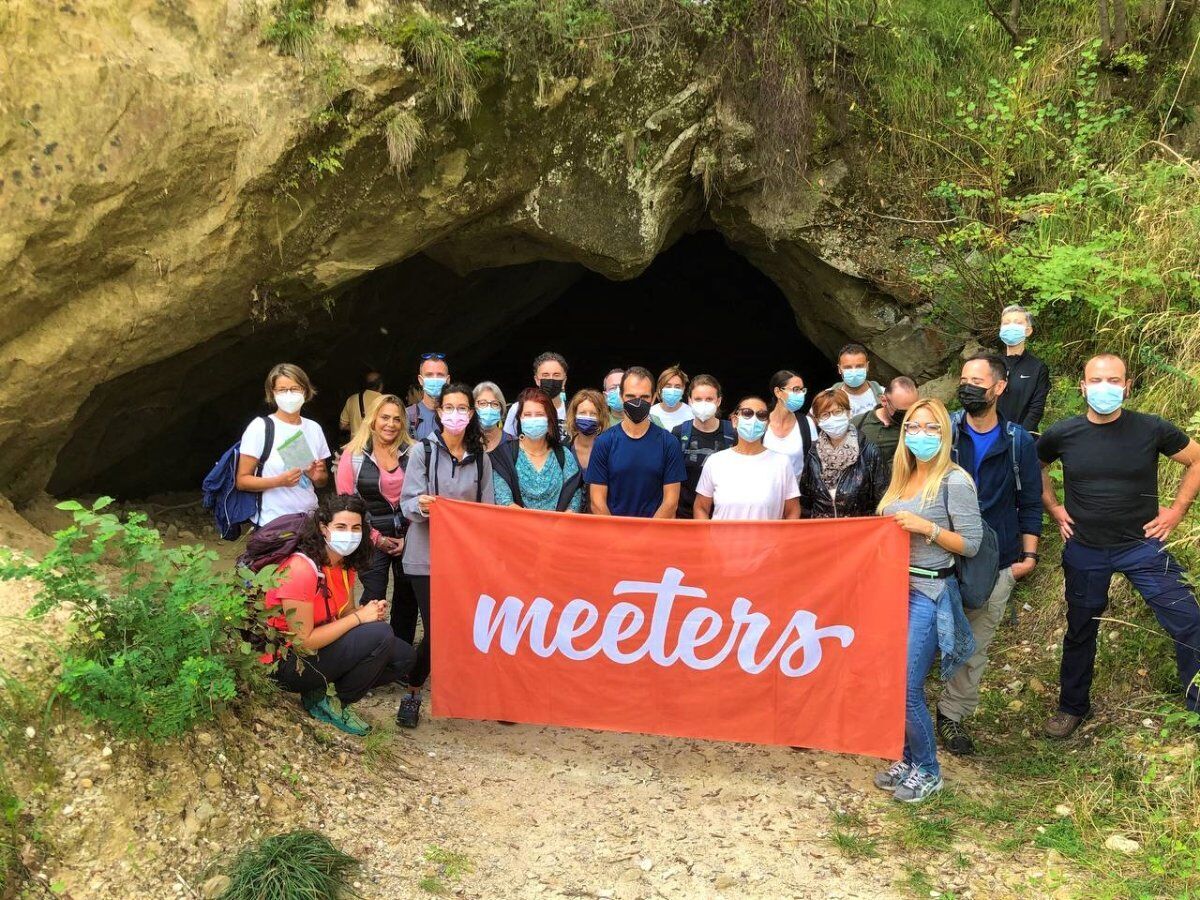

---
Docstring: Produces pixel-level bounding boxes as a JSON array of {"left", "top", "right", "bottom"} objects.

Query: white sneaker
[{"left": 893, "top": 767, "right": 944, "bottom": 803}]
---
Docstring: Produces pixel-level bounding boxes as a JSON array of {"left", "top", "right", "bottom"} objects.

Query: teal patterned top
[{"left": 494, "top": 445, "right": 583, "bottom": 512}]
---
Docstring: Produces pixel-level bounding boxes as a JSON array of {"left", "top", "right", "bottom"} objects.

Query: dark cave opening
[{"left": 49, "top": 231, "right": 836, "bottom": 500}]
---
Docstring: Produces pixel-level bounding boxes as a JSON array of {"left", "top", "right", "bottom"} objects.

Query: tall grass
[
  {"left": 219, "top": 829, "right": 359, "bottom": 900},
  {"left": 264, "top": 0, "right": 319, "bottom": 59},
  {"left": 376, "top": 12, "right": 479, "bottom": 120},
  {"left": 385, "top": 109, "right": 425, "bottom": 175}
]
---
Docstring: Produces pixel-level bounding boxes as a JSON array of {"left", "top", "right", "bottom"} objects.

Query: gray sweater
[
  {"left": 881, "top": 467, "right": 982, "bottom": 598},
  {"left": 400, "top": 434, "right": 495, "bottom": 575}
]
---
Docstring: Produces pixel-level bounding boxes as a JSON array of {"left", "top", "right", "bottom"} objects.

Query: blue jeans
[
  {"left": 1059, "top": 539, "right": 1200, "bottom": 716},
  {"left": 904, "top": 588, "right": 942, "bottom": 778}
]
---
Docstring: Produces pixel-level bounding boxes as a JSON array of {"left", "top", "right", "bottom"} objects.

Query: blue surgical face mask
[
  {"left": 842, "top": 367, "right": 867, "bottom": 389},
  {"left": 606, "top": 387, "right": 622, "bottom": 412},
  {"left": 1085, "top": 382, "right": 1125, "bottom": 415},
  {"left": 326, "top": 531, "right": 361, "bottom": 557},
  {"left": 784, "top": 390, "right": 807, "bottom": 412},
  {"left": 904, "top": 433, "right": 941, "bottom": 462},
  {"left": 661, "top": 387, "right": 684, "bottom": 407},
  {"left": 521, "top": 416, "right": 549, "bottom": 440},
  {"left": 737, "top": 416, "right": 768, "bottom": 442},
  {"left": 477, "top": 407, "right": 502, "bottom": 429},
  {"left": 999, "top": 323, "right": 1027, "bottom": 347},
  {"left": 422, "top": 376, "right": 446, "bottom": 398}
]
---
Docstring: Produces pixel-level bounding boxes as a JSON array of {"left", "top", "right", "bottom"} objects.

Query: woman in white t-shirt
[
  {"left": 693, "top": 396, "right": 800, "bottom": 521},
  {"left": 764, "top": 369, "right": 817, "bottom": 479},
  {"left": 236, "top": 363, "right": 332, "bottom": 527},
  {"left": 649, "top": 365, "right": 693, "bottom": 432}
]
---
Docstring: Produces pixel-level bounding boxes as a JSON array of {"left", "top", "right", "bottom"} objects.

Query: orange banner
[{"left": 430, "top": 501, "right": 909, "bottom": 758}]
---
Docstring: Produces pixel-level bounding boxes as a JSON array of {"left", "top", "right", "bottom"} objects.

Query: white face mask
[
  {"left": 691, "top": 400, "right": 718, "bottom": 422},
  {"left": 326, "top": 531, "right": 361, "bottom": 557},
  {"left": 819, "top": 413, "right": 851, "bottom": 438},
  {"left": 274, "top": 390, "right": 305, "bottom": 414}
]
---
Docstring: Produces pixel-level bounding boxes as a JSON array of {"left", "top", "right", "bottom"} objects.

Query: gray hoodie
[{"left": 400, "top": 433, "right": 495, "bottom": 575}]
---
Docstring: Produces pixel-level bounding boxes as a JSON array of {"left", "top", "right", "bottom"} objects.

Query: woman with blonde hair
[
  {"left": 335, "top": 393, "right": 419, "bottom": 645},
  {"left": 236, "top": 362, "right": 331, "bottom": 527},
  {"left": 650, "top": 365, "right": 692, "bottom": 431},
  {"left": 875, "top": 397, "right": 982, "bottom": 804}
]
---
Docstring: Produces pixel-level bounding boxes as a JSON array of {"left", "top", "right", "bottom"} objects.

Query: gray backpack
[{"left": 940, "top": 478, "right": 999, "bottom": 610}]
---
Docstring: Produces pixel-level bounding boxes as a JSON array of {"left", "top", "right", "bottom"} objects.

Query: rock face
[{"left": 0, "top": 0, "right": 949, "bottom": 501}]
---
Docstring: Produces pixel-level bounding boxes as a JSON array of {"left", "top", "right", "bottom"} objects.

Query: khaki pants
[{"left": 937, "top": 566, "right": 1017, "bottom": 723}]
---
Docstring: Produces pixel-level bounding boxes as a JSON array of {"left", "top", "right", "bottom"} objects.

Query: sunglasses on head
[
  {"left": 736, "top": 408, "right": 770, "bottom": 421},
  {"left": 421, "top": 352, "right": 446, "bottom": 361}
]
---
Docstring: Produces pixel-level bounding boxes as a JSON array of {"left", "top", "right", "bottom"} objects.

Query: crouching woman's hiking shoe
[
  {"left": 302, "top": 691, "right": 371, "bottom": 737},
  {"left": 893, "top": 767, "right": 944, "bottom": 804}
]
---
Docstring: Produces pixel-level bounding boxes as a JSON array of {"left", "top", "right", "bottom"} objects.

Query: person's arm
[
  {"left": 1041, "top": 462, "right": 1073, "bottom": 540},
  {"left": 589, "top": 484, "right": 611, "bottom": 516},
  {"left": 1011, "top": 436, "right": 1044, "bottom": 578},
  {"left": 334, "top": 454, "right": 356, "bottom": 495},
  {"left": 693, "top": 494, "right": 713, "bottom": 520},
  {"left": 782, "top": 497, "right": 800, "bottom": 520},
  {"left": 478, "top": 455, "right": 496, "bottom": 505},
  {"left": 282, "top": 597, "right": 387, "bottom": 652},
  {"left": 586, "top": 436, "right": 611, "bottom": 516},
  {"left": 339, "top": 399, "right": 351, "bottom": 433},
  {"left": 1023, "top": 362, "right": 1051, "bottom": 433},
  {"left": 1145, "top": 438, "right": 1200, "bottom": 540},
  {"left": 693, "top": 458, "right": 715, "bottom": 520},
  {"left": 236, "top": 453, "right": 299, "bottom": 492},
  {"left": 892, "top": 474, "right": 981, "bottom": 557},
  {"left": 400, "top": 443, "right": 430, "bottom": 522},
  {"left": 654, "top": 483, "right": 680, "bottom": 519}
]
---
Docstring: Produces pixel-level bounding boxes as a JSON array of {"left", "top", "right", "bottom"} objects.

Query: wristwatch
[{"left": 1020, "top": 551, "right": 1040, "bottom": 562}]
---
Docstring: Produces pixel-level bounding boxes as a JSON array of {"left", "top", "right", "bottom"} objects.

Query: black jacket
[
  {"left": 799, "top": 439, "right": 887, "bottom": 519},
  {"left": 996, "top": 349, "right": 1050, "bottom": 434},
  {"left": 489, "top": 441, "right": 582, "bottom": 512}
]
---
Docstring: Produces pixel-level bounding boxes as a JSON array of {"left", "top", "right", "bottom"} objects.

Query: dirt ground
[{"left": 0, "top": 496, "right": 1047, "bottom": 899}]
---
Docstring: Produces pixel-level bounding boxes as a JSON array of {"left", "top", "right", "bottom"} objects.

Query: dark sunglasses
[
  {"left": 736, "top": 408, "right": 770, "bottom": 421},
  {"left": 421, "top": 352, "right": 446, "bottom": 360}
]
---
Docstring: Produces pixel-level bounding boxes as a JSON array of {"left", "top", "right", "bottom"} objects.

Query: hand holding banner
[{"left": 431, "top": 502, "right": 909, "bottom": 758}]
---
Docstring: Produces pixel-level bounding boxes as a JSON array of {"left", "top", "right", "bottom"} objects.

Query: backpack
[
  {"left": 678, "top": 419, "right": 736, "bottom": 450},
  {"left": 939, "top": 479, "right": 1000, "bottom": 610},
  {"left": 202, "top": 416, "right": 275, "bottom": 541},
  {"left": 236, "top": 512, "right": 309, "bottom": 573}
]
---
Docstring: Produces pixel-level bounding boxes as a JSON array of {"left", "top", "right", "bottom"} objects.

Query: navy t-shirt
[
  {"left": 966, "top": 422, "right": 1001, "bottom": 481},
  {"left": 586, "top": 423, "right": 687, "bottom": 517}
]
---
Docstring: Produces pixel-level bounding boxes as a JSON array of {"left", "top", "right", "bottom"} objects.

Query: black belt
[{"left": 909, "top": 565, "right": 956, "bottom": 579}]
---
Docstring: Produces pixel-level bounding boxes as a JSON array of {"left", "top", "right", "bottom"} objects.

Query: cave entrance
[
  {"left": 454, "top": 231, "right": 836, "bottom": 410},
  {"left": 47, "top": 231, "right": 837, "bottom": 501}
]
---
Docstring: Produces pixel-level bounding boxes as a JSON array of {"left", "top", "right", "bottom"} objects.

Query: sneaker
[
  {"left": 300, "top": 688, "right": 327, "bottom": 715},
  {"left": 1043, "top": 710, "right": 1090, "bottom": 739},
  {"left": 936, "top": 711, "right": 976, "bottom": 756},
  {"left": 306, "top": 696, "right": 371, "bottom": 736},
  {"left": 873, "top": 761, "right": 912, "bottom": 792},
  {"left": 893, "top": 767, "right": 944, "bottom": 804},
  {"left": 397, "top": 692, "right": 422, "bottom": 729}
]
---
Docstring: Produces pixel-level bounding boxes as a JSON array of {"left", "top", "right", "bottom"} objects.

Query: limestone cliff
[{"left": 0, "top": 0, "right": 947, "bottom": 501}]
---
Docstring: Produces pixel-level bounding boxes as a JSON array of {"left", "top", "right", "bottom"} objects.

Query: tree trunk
[
  {"left": 1112, "top": 0, "right": 1128, "bottom": 49},
  {"left": 1098, "top": 0, "right": 1112, "bottom": 54}
]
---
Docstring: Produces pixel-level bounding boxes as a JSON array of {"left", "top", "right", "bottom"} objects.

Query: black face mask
[
  {"left": 623, "top": 398, "right": 651, "bottom": 424},
  {"left": 889, "top": 407, "right": 908, "bottom": 427},
  {"left": 539, "top": 378, "right": 564, "bottom": 398},
  {"left": 956, "top": 383, "right": 993, "bottom": 415}
]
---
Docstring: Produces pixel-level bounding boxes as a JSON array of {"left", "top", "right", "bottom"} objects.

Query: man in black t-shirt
[{"left": 1037, "top": 354, "right": 1200, "bottom": 738}]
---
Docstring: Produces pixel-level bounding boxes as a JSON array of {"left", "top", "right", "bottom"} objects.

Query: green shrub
[
  {"left": 219, "top": 829, "right": 359, "bottom": 900},
  {"left": 0, "top": 498, "right": 274, "bottom": 741},
  {"left": 264, "top": 0, "right": 319, "bottom": 58},
  {"left": 374, "top": 12, "right": 478, "bottom": 119}
]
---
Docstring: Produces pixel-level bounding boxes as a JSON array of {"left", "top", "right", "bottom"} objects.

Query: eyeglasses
[
  {"left": 736, "top": 408, "right": 770, "bottom": 421},
  {"left": 903, "top": 422, "right": 942, "bottom": 436},
  {"left": 476, "top": 400, "right": 501, "bottom": 410},
  {"left": 421, "top": 352, "right": 446, "bottom": 361}
]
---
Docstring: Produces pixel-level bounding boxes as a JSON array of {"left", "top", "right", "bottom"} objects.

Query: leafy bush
[
  {"left": 0, "top": 498, "right": 274, "bottom": 741},
  {"left": 219, "top": 829, "right": 359, "bottom": 900}
]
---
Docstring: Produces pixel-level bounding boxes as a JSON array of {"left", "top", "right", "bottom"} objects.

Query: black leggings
[
  {"left": 407, "top": 576, "right": 432, "bottom": 689},
  {"left": 359, "top": 548, "right": 420, "bottom": 645},
  {"left": 275, "top": 621, "right": 415, "bottom": 705}
]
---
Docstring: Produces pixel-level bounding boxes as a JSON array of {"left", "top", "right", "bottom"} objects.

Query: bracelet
[
  {"left": 1021, "top": 551, "right": 1040, "bottom": 562},
  {"left": 353, "top": 611, "right": 362, "bottom": 625},
  {"left": 925, "top": 524, "right": 941, "bottom": 545}
]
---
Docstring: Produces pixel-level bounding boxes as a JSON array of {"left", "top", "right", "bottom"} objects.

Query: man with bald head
[
  {"left": 852, "top": 375, "right": 918, "bottom": 474},
  {"left": 1037, "top": 354, "right": 1200, "bottom": 738}
]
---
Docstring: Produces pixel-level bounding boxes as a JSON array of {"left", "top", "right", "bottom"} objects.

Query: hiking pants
[{"left": 275, "top": 621, "right": 415, "bottom": 705}]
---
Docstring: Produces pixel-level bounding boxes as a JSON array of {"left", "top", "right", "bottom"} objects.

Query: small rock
[
  {"left": 24, "top": 726, "right": 35, "bottom": 740},
  {"left": 1028, "top": 677, "right": 1047, "bottom": 695},
  {"left": 196, "top": 732, "right": 214, "bottom": 746},
  {"left": 1007, "top": 699, "right": 1024, "bottom": 712},
  {"left": 78, "top": 778, "right": 93, "bottom": 789},
  {"left": 201, "top": 874, "right": 231, "bottom": 898},
  {"left": 179, "top": 530, "right": 197, "bottom": 541},
  {"left": 203, "top": 769, "right": 222, "bottom": 790},
  {"left": 165, "top": 524, "right": 179, "bottom": 540},
  {"left": 1104, "top": 834, "right": 1140, "bottom": 854},
  {"left": 1142, "top": 718, "right": 1154, "bottom": 728},
  {"left": 101, "top": 745, "right": 112, "bottom": 757},
  {"left": 1054, "top": 804, "right": 1073, "bottom": 817},
  {"left": 638, "top": 857, "right": 653, "bottom": 872},
  {"left": 715, "top": 875, "right": 737, "bottom": 890}
]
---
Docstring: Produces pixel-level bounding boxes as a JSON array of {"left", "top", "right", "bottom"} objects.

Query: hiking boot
[
  {"left": 1043, "top": 710, "right": 1090, "bottom": 739},
  {"left": 300, "top": 688, "right": 327, "bottom": 716},
  {"left": 936, "top": 710, "right": 976, "bottom": 756},
  {"left": 397, "top": 692, "right": 422, "bottom": 729},
  {"left": 893, "top": 767, "right": 944, "bottom": 804},
  {"left": 873, "top": 761, "right": 912, "bottom": 792},
  {"left": 306, "top": 696, "right": 370, "bottom": 736},
  {"left": 338, "top": 704, "right": 372, "bottom": 736}
]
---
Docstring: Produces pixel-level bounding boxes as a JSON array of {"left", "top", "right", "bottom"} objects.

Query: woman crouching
[{"left": 267, "top": 494, "right": 415, "bottom": 736}]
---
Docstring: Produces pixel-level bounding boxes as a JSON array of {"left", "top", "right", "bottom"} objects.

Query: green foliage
[
  {"left": 418, "top": 846, "right": 472, "bottom": 894},
  {"left": 219, "top": 829, "right": 359, "bottom": 900},
  {"left": 385, "top": 109, "right": 424, "bottom": 175},
  {"left": 307, "top": 145, "right": 345, "bottom": 179},
  {"left": 0, "top": 498, "right": 275, "bottom": 741},
  {"left": 374, "top": 12, "right": 478, "bottom": 120},
  {"left": 264, "top": 0, "right": 319, "bottom": 58}
]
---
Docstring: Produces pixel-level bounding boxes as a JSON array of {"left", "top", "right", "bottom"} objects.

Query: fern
[{"left": 0, "top": 498, "right": 275, "bottom": 740}]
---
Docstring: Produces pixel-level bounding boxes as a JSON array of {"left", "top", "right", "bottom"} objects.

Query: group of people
[{"left": 230, "top": 304, "right": 1200, "bottom": 805}]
